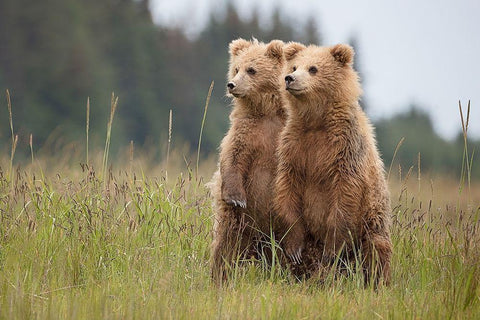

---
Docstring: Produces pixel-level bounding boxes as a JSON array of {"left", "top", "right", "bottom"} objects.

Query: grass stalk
[
  {"left": 387, "top": 137, "right": 405, "bottom": 182},
  {"left": 86, "top": 97, "right": 90, "bottom": 167},
  {"left": 458, "top": 100, "right": 472, "bottom": 197},
  {"left": 417, "top": 152, "right": 421, "bottom": 193},
  {"left": 30, "top": 134, "right": 34, "bottom": 167},
  {"left": 6, "top": 89, "right": 15, "bottom": 180},
  {"left": 102, "top": 92, "right": 119, "bottom": 184},
  {"left": 196, "top": 81, "right": 214, "bottom": 179},
  {"left": 10, "top": 135, "right": 18, "bottom": 192},
  {"left": 166, "top": 109, "right": 172, "bottom": 182},
  {"left": 130, "top": 140, "right": 134, "bottom": 178}
]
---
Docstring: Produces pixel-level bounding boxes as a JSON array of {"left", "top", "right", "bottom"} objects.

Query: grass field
[
  {"left": 1, "top": 96, "right": 479, "bottom": 319},
  {"left": 0, "top": 148, "right": 479, "bottom": 319}
]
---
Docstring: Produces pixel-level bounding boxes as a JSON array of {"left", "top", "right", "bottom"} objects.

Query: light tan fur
[
  {"left": 210, "top": 38, "right": 287, "bottom": 283},
  {"left": 275, "top": 42, "right": 392, "bottom": 285}
]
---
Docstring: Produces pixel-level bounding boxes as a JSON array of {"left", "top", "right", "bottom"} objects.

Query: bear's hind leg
[
  {"left": 211, "top": 205, "right": 255, "bottom": 284},
  {"left": 361, "top": 233, "right": 392, "bottom": 287}
]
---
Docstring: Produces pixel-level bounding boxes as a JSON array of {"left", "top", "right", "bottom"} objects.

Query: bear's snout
[
  {"left": 285, "top": 74, "right": 295, "bottom": 88},
  {"left": 227, "top": 82, "right": 236, "bottom": 91}
]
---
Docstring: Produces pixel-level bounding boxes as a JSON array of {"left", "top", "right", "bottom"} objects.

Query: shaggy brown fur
[
  {"left": 210, "top": 38, "right": 287, "bottom": 283},
  {"left": 274, "top": 42, "right": 392, "bottom": 285}
]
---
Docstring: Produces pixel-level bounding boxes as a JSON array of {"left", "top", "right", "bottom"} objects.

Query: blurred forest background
[{"left": 0, "top": 0, "right": 478, "bottom": 178}]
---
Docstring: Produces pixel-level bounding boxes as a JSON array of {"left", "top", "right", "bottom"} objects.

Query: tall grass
[
  {"left": 5, "top": 90, "right": 17, "bottom": 181},
  {"left": 101, "top": 92, "right": 118, "bottom": 184},
  {"left": 196, "top": 81, "right": 214, "bottom": 179},
  {"left": 29, "top": 134, "right": 34, "bottom": 167},
  {"left": 1, "top": 148, "right": 479, "bottom": 319},
  {"left": 387, "top": 137, "right": 405, "bottom": 182},
  {"left": 459, "top": 100, "right": 474, "bottom": 197},
  {"left": 0, "top": 95, "right": 479, "bottom": 319},
  {"left": 166, "top": 109, "right": 173, "bottom": 182},
  {"left": 86, "top": 97, "right": 90, "bottom": 167}
]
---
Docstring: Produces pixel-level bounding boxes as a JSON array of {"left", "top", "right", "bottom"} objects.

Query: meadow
[{"left": 0, "top": 97, "right": 479, "bottom": 319}]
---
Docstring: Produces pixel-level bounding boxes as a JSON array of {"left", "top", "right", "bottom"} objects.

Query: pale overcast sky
[{"left": 151, "top": 0, "right": 480, "bottom": 139}]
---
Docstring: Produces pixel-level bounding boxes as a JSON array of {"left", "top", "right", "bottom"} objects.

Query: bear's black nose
[
  {"left": 227, "top": 82, "right": 236, "bottom": 90},
  {"left": 285, "top": 75, "right": 295, "bottom": 86}
]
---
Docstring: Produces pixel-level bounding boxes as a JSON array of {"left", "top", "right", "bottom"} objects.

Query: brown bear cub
[
  {"left": 275, "top": 42, "right": 392, "bottom": 285},
  {"left": 210, "top": 38, "right": 286, "bottom": 283}
]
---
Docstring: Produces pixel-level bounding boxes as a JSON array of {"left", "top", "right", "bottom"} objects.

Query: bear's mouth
[
  {"left": 286, "top": 87, "right": 304, "bottom": 95},
  {"left": 230, "top": 92, "right": 245, "bottom": 98},
  {"left": 228, "top": 87, "right": 245, "bottom": 98}
]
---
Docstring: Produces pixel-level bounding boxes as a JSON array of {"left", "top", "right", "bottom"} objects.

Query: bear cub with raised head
[
  {"left": 275, "top": 42, "right": 392, "bottom": 285},
  {"left": 210, "top": 38, "right": 286, "bottom": 283}
]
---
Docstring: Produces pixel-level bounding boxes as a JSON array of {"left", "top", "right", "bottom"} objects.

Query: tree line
[{"left": 0, "top": 0, "right": 478, "bottom": 178}]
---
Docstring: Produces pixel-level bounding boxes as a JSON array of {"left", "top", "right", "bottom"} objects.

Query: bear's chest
[
  {"left": 248, "top": 119, "right": 283, "bottom": 153},
  {"left": 288, "top": 131, "right": 331, "bottom": 175}
]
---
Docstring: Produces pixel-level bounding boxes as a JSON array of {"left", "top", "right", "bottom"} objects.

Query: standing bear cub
[
  {"left": 210, "top": 38, "right": 286, "bottom": 283},
  {"left": 275, "top": 43, "right": 392, "bottom": 285}
]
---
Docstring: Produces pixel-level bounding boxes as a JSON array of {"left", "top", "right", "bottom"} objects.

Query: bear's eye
[
  {"left": 293, "top": 66, "right": 297, "bottom": 72},
  {"left": 234, "top": 67, "right": 239, "bottom": 74},
  {"left": 308, "top": 66, "right": 318, "bottom": 74},
  {"left": 247, "top": 67, "right": 256, "bottom": 75}
]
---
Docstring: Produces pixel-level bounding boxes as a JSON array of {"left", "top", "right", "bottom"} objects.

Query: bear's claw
[
  {"left": 227, "top": 199, "right": 247, "bottom": 209},
  {"left": 289, "top": 248, "right": 303, "bottom": 265}
]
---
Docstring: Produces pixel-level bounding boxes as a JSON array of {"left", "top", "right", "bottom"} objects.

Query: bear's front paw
[
  {"left": 284, "top": 233, "right": 305, "bottom": 265},
  {"left": 222, "top": 188, "right": 247, "bottom": 209}
]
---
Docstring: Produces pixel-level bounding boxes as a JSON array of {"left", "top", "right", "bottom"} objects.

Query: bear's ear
[
  {"left": 284, "top": 42, "right": 306, "bottom": 61},
  {"left": 229, "top": 38, "right": 251, "bottom": 56},
  {"left": 330, "top": 44, "right": 354, "bottom": 65},
  {"left": 265, "top": 40, "right": 284, "bottom": 61}
]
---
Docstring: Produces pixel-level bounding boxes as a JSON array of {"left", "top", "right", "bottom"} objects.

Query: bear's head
[
  {"left": 227, "top": 38, "right": 284, "bottom": 101},
  {"left": 283, "top": 43, "right": 361, "bottom": 104}
]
